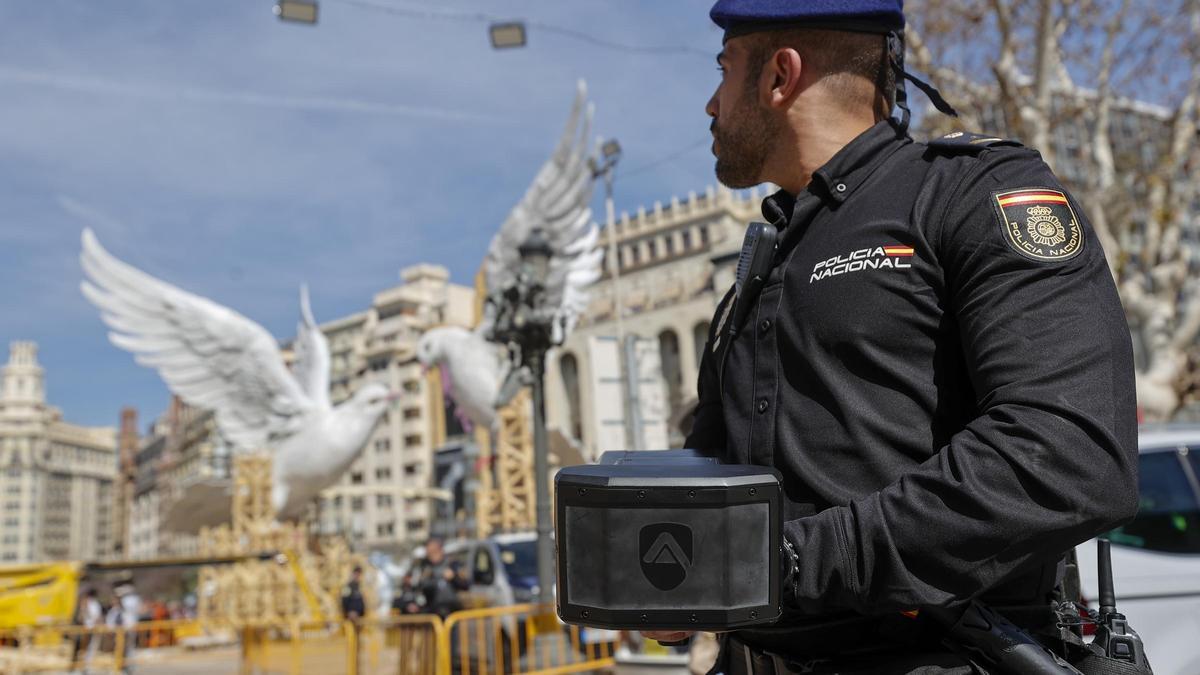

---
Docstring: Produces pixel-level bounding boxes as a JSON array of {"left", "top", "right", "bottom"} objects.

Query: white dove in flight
[
  {"left": 79, "top": 228, "right": 393, "bottom": 518},
  {"left": 480, "top": 80, "right": 605, "bottom": 345},
  {"left": 421, "top": 82, "right": 603, "bottom": 429}
]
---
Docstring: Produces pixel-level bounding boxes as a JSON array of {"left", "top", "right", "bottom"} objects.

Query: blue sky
[{"left": 0, "top": 0, "right": 727, "bottom": 429}]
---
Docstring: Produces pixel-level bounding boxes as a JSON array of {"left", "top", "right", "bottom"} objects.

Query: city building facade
[
  {"left": 127, "top": 399, "right": 229, "bottom": 560},
  {"left": 312, "top": 264, "right": 474, "bottom": 555},
  {"left": 0, "top": 342, "right": 117, "bottom": 563}
]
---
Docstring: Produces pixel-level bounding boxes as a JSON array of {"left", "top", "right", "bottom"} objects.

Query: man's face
[
  {"left": 706, "top": 38, "right": 776, "bottom": 189},
  {"left": 427, "top": 540, "right": 444, "bottom": 562}
]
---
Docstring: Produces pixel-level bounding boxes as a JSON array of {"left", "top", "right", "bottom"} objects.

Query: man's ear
[{"left": 764, "top": 47, "right": 804, "bottom": 110}]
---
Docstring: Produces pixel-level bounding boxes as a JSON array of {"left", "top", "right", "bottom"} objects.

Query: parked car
[
  {"left": 439, "top": 532, "right": 539, "bottom": 609},
  {"left": 442, "top": 533, "right": 619, "bottom": 658},
  {"left": 1077, "top": 424, "right": 1200, "bottom": 674}
]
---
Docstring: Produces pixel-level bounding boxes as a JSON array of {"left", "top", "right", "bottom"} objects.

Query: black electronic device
[
  {"left": 555, "top": 450, "right": 782, "bottom": 631},
  {"left": 1090, "top": 539, "right": 1150, "bottom": 669},
  {"left": 729, "top": 222, "right": 777, "bottom": 338}
]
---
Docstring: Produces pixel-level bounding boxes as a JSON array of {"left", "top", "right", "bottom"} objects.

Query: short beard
[{"left": 713, "top": 95, "right": 774, "bottom": 189}]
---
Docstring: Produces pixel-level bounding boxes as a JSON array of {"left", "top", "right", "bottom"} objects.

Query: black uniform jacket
[{"left": 685, "top": 120, "right": 1139, "bottom": 628}]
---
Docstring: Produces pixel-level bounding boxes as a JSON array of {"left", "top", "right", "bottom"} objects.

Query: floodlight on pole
[
  {"left": 489, "top": 22, "right": 527, "bottom": 49},
  {"left": 275, "top": 0, "right": 318, "bottom": 24},
  {"left": 601, "top": 139, "right": 622, "bottom": 161}
]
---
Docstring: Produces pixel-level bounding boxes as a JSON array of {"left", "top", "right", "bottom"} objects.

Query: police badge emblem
[{"left": 993, "top": 188, "right": 1084, "bottom": 262}]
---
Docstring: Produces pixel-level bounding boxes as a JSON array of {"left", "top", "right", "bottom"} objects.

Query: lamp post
[
  {"left": 589, "top": 139, "right": 623, "bottom": 344},
  {"left": 588, "top": 140, "right": 643, "bottom": 449},
  {"left": 487, "top": 227, "right": 556, "bottom": 607}
]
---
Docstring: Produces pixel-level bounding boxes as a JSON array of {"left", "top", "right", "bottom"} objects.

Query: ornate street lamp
[
  {"left": 487, "top": 227, "right": 558, "bottom": 606},
  {"left": 472, "top": 86, "right": 601, "bottom": 611},
  {"left": 517, "top": 227, "right": 553, "bottom": 289}
]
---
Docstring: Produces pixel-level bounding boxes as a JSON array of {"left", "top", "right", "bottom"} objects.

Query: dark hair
[
  {"left": 744, "top": 28, "right": 895, "bottom": 112},
  {"left": 352, "top": 565, "right": 363, "bottom": 574}
]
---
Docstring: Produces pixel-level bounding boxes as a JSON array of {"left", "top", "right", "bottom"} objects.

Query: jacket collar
[
  {"left": 809, "top": 118, "right": 909, "bottom": 206},
  {"left": 760, "top": 119, "right": 909, "bottom": 228}
]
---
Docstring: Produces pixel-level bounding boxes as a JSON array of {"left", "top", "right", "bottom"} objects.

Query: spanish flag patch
[{"left": 992, "top": 188, "right": 1084, "bottom": 262}]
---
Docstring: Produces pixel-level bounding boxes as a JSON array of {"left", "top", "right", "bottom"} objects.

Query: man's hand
[{"left": 640, "top": 630, "right": 694, "bottom": 645}]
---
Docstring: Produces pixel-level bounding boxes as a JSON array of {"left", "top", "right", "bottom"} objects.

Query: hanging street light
[
  {"left": 275, "top": 0, "right": 318, "bottom": 24},
  {"left": 489, "top": 21, "right": 528, "bottom": 49}
]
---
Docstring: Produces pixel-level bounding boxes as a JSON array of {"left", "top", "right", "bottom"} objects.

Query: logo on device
[{"left": 639, "top": 523, "right": 693, "bottom": 591}]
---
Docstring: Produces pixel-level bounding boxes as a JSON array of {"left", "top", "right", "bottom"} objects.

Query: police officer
[{"left": 643, "top": 1, "right": 1139, "bottom": 672}]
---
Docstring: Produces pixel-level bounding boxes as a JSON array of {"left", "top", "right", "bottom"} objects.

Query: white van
[{"left": 1077, "top": 424, "right": 1200, "bottom": 675}]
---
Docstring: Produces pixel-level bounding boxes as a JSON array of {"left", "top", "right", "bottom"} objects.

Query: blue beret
[{"left": 710, "top": 0, "right": 905, "bottom": 37}]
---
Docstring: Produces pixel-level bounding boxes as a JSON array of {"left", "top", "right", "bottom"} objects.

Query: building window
[
  {"left": 403, "top": 380, "right": 420, "bottom": 393},
  {"left": 693, "top": 321, "right": 710, "bottom": 367},
  {"left": 647, "top": 239, "right": 658, "bottom": 259},
  {"left": 699, "top": 225, "right": 709, "bottom": 246},
  {"left": 404, "top": 435, "right": 422, "bottom": 448},
  {"left": 664, "top": 235, "right": 675, "bottom": 257},
  {"left": 350, "top": 472, "right": 364, "bottom": 485},
  {"left": 659, "top": 329, "right": 683, "bottom": 411},
  {"left": 374, "top": 439, "right": 391, "bottom": 453},
  {"left": 560, "top": 352, "right": 583, "bottom": 441},
  {"left": 682, "top": 230, "right": 693, "bottom": 249},
  {"left": 403, "top": 408, "right": 421, "bottom": 420},
  {"left": 404, "top": 463, "right": 420, "bottom": 476},
  {"left": 629, "top": 245, "right": 641, "bottom": 266},
  {"left": 376, "top": 494, "right": 392, "bottom": 508},
  {"left": 406, "top": 519, "right": 425, "bottom": 531},
  {"left": 375, "top": 467, "right": 392, "bottom": 481},
  {"left": 351, "top": 497, "right": 364, "bottom": 511},
  {"left": 377, "top": 522, "right": 395, "bottom": 536}
]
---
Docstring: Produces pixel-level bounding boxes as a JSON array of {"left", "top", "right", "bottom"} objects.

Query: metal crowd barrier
[
  {"left": 0, "top": 607, "right": 617, "bottom": 674},
  {"left": 0, "top": 618, "right": 231, "bottom": 674},
  {"left": 442, "top": 603, "right": 617, "bottom": 675}
]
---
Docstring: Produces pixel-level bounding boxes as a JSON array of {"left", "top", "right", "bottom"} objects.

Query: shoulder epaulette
[{"left": 927, "top": 131, "right": 1023, "bottom": 154}]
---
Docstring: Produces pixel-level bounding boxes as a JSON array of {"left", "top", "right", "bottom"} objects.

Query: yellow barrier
[
  {"left": 237, "top": 615, "right": 446, "bottom": 674},
  {"left": 442, "top": 604, "right": 617, "bottom": 675},
  {"left": 0, "top": 609, "right": 616, "bottom": 675},
  {"left": 0, "top": 619, "right": 231, "bottom": 674}
]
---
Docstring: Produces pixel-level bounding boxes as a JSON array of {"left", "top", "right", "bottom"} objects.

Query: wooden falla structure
[{"left": 196, "top": 455, "right": 371, "bottom": 624}]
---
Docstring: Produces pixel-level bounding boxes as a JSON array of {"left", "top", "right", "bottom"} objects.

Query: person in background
[
  {"left": 392, "top": 572, "right": 421, "bottom": 615},
  {"left": 341, "top": 565, "right": 367, "bottom": 620},
  {"left": 412, "top": 537, "right": 468, "bottom": 619},
  {"left": 70, "top": 587, "right": 103, "bottom": 674},
  {"left": 105, "top": 583, "right": 138, "bottom": 674}
]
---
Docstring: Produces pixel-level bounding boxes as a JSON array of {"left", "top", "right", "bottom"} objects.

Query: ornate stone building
[
  {"left": 544, "top": 185, "right": 764, "bottom": 457},
  {"left": 0, "top": 342, "right": 117, "bottom": 563}
]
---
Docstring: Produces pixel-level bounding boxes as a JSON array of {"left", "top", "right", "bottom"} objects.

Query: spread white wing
[
  {"left": 79, "top": 228, "right": 314, "bottom": 452},
  {"left": 482, "top": 80, "right": 604, "bottom": 344},
  {"left": 292, "top": 285, "right": 331, "bottom": 410}
]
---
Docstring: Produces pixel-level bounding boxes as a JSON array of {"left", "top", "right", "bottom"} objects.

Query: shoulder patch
[
  {"left": 992, "top": 188, "right": 1084, "bottom": 262},
  {"left": 928, "top": 131, "right": 1023, "bottom": 154}
]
